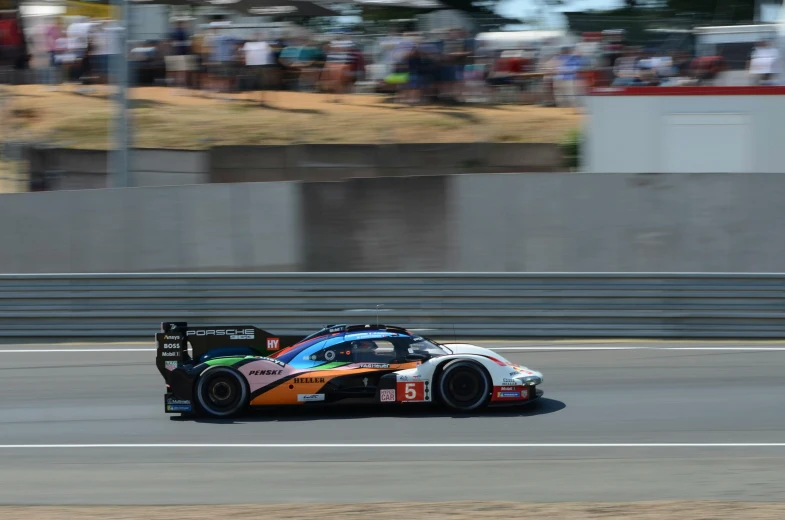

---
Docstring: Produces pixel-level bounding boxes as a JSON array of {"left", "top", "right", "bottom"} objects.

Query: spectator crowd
[{"left": 4, "top": 15, "right": 784, "bottom": 107}]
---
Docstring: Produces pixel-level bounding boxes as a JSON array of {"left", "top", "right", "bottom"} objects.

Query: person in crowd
[
  {"left": 242, "top": 31, "right": 273, "bottom": 102},
  {"left": 748, "top": 39, "right": 779, "bottom": 85},
  {"left": 91, "top": 21, "right": 112, "bottom": 85},
  {"left": 296, "top": 40, "right": 325, "bottom": 92},
  {"left": 404, "top": 43, "right": 424, "bottom": 105},
  {"left": 167, "top": 21, "right": 192, "bottom": 89},
  {"left": 322, "top": 39, "right": 364, "bottom": 102},
  {"left": 44, "top": 18, "right": 64, "bottom": 87},
  {"left": 611, "top": 46, "right": 640, "bottom": 86},
  {"left": 690, "top": 54, "right": 726, "bottom": 85},
  {"left": 443, "top": 28, "right": 471, "bottom": 102},
  {"left": 53, "top": 28, "right": 74, "bottom": 88},
  {"left": 207, "top": 28, "right": 235, "bottom": 94},
  {"left": 553, "top": 45, "right": 585, "bottom": 107}
]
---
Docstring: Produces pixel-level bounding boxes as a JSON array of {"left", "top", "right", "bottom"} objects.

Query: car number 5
[{"left": 397, "top": 381, "right": 424, "bottom": 402}]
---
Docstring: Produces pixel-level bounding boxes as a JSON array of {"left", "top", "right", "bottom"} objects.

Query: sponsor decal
[
  {"left": 260, "top": 357, "right": 286, "bottom": 367},
  {"left": 248, "top": 369, "right": 283, "bottom": 376},
  {"left": 359, "top": 363, "right": 389, "bottom": 369},
  {"left": 294, "top": 377, "right": 325, "bottom": 384},
  {"left": 165, "top": 361, "right": 178, "bottom": 371},
  {"left": 297, "top": 394, "right": 325, "bottom": 402},
  {"left": 163, "top": 335, "right": 182, "bottom": 341},
  {"left": 380, "top": 389, "right": 396, "bottom": 402},
  {"left": 266, "top": 338, "right": 280, "bottom": 351},
  {"left": 166, "top": 404, "right": 192, "bottom": 412},
  {"left": 396, "top": 381, "right": 428, "bottom": 402},
  {"left": 509, "top": 372, "right": 519, "bottom": 376},
  {"left": 324, "top": 350, "right": 336, "bottom": 361},
  {"left": 163, "top": 343, "right": 180, "bottom": 349},
  {"left": 187, "top": 329, "right": 255, "bottom": 339},
  {"left": 166, "top": 398, "right": 191, "bottom": 405},
  {"left": 502, "top": 378, "right": 519, "bottom": 385},
  {"left": 162, "top": 351, "right": 180, "bottom": 357},
  {"left": 491, "top": 387, "right": 529, "bottom": 401}
]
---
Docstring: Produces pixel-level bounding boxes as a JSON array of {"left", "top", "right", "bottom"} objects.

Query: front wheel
[
  {"left": 437, "top": 360, "right": 491, "bottom": 412},
  {"left": 195, "top": 367, "right": 249, "bottom": 418}
]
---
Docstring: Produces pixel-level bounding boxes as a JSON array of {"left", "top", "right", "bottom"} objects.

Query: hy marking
[{"left": 0, "top": 443, "right": 785, "bottom": 449}]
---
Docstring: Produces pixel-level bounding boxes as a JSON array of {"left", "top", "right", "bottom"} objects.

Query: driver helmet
[{"left": 351, "top": 340, "right": 377, "bottom": 352}]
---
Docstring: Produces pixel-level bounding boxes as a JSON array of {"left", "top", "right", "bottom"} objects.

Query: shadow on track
[{"left": 173, "top": 397, "right": 565, "bottom": 424}]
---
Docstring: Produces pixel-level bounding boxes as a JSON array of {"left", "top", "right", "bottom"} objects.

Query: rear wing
[{"left": 155, "top": 322, "right": 304, "bottom": 380}]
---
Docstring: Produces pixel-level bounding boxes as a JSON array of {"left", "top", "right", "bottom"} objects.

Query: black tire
[
  {"left": 195, "top": 366, "right": 249, "bottom": 418},
  {"left": 437, "top": 360, "right": 491, "bottom": 412}
]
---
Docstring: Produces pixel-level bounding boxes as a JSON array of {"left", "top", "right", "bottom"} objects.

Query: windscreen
[{"left": 271, "top": 336, "right": 329, "bottom": 363}]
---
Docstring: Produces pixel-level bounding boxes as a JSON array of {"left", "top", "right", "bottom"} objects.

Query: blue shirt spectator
[{"left": 556, "top": 50, "right": 585, "bottom": 81}]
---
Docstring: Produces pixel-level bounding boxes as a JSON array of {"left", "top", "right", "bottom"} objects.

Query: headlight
[{"left": 517, "top": 375, "right": 542, "bottom": 386}]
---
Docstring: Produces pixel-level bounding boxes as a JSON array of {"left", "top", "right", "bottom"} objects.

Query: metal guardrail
[{"left": 2, "top": 272, "right": 785, "bottom": 339}]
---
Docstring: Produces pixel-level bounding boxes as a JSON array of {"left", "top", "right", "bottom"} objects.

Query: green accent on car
[
  {"left": 204, "top": 356, "right": 254, "bottom": 367},
  {"left": 312, "top": 362, "right": 350, "bottom": 370}
]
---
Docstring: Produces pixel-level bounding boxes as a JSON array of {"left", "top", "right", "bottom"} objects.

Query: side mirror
[{"left": 405, "top": 352, "right": 430, "bottom": 362}]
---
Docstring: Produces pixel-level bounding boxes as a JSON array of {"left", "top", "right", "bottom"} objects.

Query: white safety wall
[{"left": 584, "top": 89, "right": 785, "bottom": 174}]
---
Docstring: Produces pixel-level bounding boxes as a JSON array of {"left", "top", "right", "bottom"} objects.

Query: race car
[{"left": 156, "top": 322, "right": 543, "bottom": 417}]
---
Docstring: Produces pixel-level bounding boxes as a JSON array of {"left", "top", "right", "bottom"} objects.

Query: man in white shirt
[
  {"left": 748, "top": 40, "right": 779, "bottom": 85},
  {"left": 92, "top": 23, "right": 111, "bottom": 83},
  {"left": 242, "top": 32, "right": 272, "bottom": 101}
]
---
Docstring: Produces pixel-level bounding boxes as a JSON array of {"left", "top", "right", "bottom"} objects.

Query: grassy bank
[{"left": 0, "top": 85, "right": 582, "bottom": 150}]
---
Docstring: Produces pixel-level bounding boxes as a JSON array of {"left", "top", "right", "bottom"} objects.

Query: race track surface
[{"left": 1, "top": 340, "right": 784, "bottom": 505}]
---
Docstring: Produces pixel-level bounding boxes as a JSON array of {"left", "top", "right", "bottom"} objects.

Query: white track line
[
  {"left": 492, "top": 346, "right": 785, "bottom": 351},
  {"left": 1, "top": 443, "right": 785, "bottom": 449},
  {"left": 1, "top": 346, "right": 785, "bottom": 353},
  {"left": 0, "top": 348, "right": 155, "bottom": 353}
]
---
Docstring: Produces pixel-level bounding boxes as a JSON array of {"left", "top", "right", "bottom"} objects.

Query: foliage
[{"left": 560, "top": 127, "right": 581, "bottom": 170}]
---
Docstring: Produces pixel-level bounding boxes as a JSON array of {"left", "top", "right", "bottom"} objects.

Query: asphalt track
[{"left": 1, "top": 340, "right": 785, "bottom": 505}]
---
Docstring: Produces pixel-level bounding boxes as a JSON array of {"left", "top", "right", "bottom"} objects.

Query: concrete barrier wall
[
  {"left": 27, "top": 148, "right": 209, "bottom": 190},
  {"left": 210, "top": 143, "right": 564, "bottom": 183},
  {"left": 4, "top": 172, "right": 785, "bottom": 273},
  {"left": 301, "top": 176, "right": 451, "bottom": 271},
  {"left": 0, "top": 182, "right": 300, "bottom": 272},
  {"left": 26, "top": 143, "right": 565, "bottom": 189},
  {"left": 448, "top": 172, "right": 785, "bottom": 272}
]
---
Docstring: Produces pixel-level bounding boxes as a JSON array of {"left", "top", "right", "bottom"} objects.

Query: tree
[
  {"left": 346, "top": 0, "right": 523, "bottom": 30},
  {"left": 665, "top": 0, "right": 755, "bottom": 23}
]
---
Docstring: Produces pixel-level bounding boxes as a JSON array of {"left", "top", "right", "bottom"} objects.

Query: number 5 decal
[{"left": 396, "top": 381, "right": 426, "bottom": 402}]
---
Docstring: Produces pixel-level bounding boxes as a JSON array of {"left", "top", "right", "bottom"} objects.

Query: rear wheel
[
  {"left": 195, "top": 367, "right": 248, "bottom": 418},
  {"left": 437, "top": 360, "right": 491, "bottom": 412}
]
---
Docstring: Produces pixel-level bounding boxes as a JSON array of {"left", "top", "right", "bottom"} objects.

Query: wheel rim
[
  {"left": 198, "top": 372, "right": 245, "bottom": 415},
  {"left": 446, "top": 367, "right": 485, "bottom": 405},
  {"left": 210, "top": 381, "right": 233, "bottom": 403}
]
